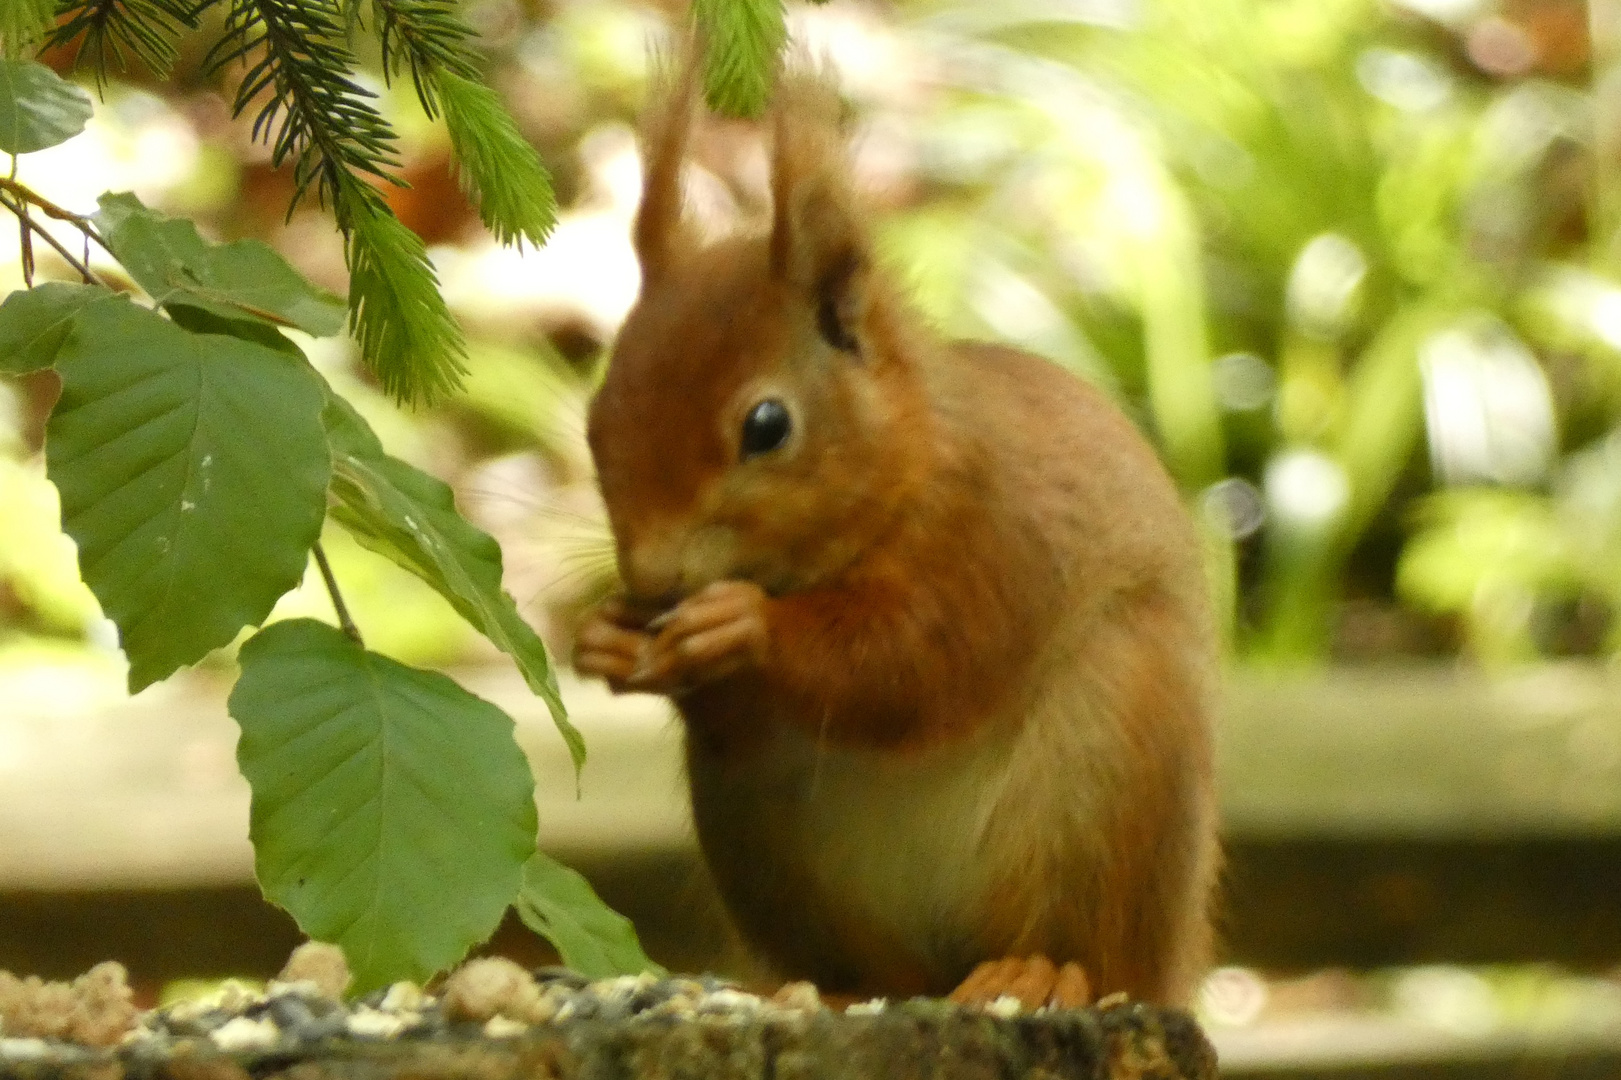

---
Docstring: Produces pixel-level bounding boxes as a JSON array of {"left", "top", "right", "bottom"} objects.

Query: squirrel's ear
[
  {"left": 633, "top": 48, "right": 699, "bottom": 282},
  {"left": 768, "top": 71, "right": 869, "bottom": 355}
]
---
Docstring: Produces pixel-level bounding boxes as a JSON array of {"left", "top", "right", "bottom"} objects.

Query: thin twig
[
  {"left": 0, "top": 190, "right": 102, "bottom": 285},
  {"left": 8, "top": 142, "right": 26, "bottom": 286},
  {"left": 313, "top": 541, "right": 365, "bottom": 646},
  {"left": 19, "top": 205, "right": 34, "bottom": 287},
  {"left": 0, "top": 176, "right": 111, "bottom": 252}
]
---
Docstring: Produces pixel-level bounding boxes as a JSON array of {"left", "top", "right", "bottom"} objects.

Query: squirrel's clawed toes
[{"left": 949, "top": 956, "right": 1093, "bottom": 1010}]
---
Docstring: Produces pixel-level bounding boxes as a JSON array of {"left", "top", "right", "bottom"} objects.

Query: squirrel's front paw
[
  {"left": 631, "top": 580, "right": 770, "bottom": 694},
  {"left": 573, "top": 598, "right": 655, "bottom": 693}
]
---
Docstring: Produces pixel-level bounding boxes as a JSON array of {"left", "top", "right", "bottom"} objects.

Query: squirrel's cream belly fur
[
  {"left": 682, "top": 592, "right": 1179, "bottom": 996},
  {"left": 687, "top": 708, "right": 1020, "bottom": 986}
]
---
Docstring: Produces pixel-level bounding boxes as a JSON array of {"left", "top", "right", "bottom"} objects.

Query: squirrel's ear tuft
[
  {"left": 633, "top": 45, "right": 700, "bottom": 282},
  {"left": 768, "top": 68, "right": 869, "bottom": 354}
]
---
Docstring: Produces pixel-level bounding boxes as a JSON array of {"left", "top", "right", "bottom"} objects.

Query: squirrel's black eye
[{"left": 740, "top": 399, "right": 791, "bottom": 460}]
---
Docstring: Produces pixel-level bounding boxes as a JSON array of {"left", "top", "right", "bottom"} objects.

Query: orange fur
[{"left": 575, "top": 60, "right": 1219, "bottom": 1005}]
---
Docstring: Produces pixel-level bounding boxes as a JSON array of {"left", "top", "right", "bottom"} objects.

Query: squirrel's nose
[{"left": 621, "top": 538, "right": 683, "bottom": 603}]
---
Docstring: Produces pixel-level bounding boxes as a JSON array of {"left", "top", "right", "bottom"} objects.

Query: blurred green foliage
[
  {"left": 4, "top": 0, "right": 1621, "bottom": 670},
  {"left": 883, "top": 0, "right": 1621, "bottom": 663}
]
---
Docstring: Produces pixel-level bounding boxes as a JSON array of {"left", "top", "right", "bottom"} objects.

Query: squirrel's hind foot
[{"left": 949, "top": 956, "right": 1092, "bottom": 1010}]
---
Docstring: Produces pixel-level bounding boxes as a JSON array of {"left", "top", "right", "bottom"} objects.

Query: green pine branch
[
  {"left": 205, "top": 0, "right": 467, "bottom": 404},
  {"left": 437, "top": 71, "right": 555, "bottom": 249},
  {"left": 364, "top": 0, "right": 480, "bottom": 115},
  {"left": 49, "top": 0, "right": 551, "bottom": 400},
  {"left": 47, "top": 0, "right": 202, "bottom": 83},
  {"left": 359, "top": 0, "right": 556, "bottom": 249},
  {"left": 342, "top": 177, "right": 467, "bottom": 405},
  {"left": 693, "top": 0, "right": 785, "bottom": 118},
  {"left": 209, "top": 0, "right": 400, "bottom": 213}
]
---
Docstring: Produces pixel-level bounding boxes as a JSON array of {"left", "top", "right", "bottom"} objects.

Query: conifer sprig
[
  {"left": 208, "top": 0, "right": 400, "bottom": 214},
  {"left": 48, "top": 0, "right": 201, "bottom": 83},
  {"left": 437, "top": 70, "right": 555, "bottom": 249},
  {"left": 358, "top": 0, "right": 556, "bottom": 249},
  {"left": 342, "top": 176, "right": 468, "bottom": 404},
  {"left": 692, "top": 0, "right": 785, "bottom": 118},
  {"left": 354, "top": 0, "right": 557, "bottom": 246},
  {"left": 363, "top": 0, "right": 481, "bottom": 116},
  {"left": 36, "top": 0, "right": 581, "bottom": 399},
  {"left": 200, "top": 0, "right": 466, "bottom": 404}
]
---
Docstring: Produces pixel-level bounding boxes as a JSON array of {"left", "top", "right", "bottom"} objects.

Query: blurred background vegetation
[{"left": 3, "top": 0, "right": 1621, "bottom": 678}]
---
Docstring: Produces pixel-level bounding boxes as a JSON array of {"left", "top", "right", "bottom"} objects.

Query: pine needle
[
  {"left": 208, "top": 0, "right": 402, "bottom": 215},
  {"left": 366, "top": 0, "right": 480, "bottom": 115},
  {"left": 51, "top": 0, "right": 546, "bottom": 401},
  {"left": 364, "top": 1, "right": 558, "bottom": 251}
]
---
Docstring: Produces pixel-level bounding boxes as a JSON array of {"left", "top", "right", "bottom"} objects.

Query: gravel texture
[{"left": 0, "top": 950, "right": 1216, "bottom": 1080}]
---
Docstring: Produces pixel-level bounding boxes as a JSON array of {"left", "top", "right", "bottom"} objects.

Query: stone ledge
[{"left": 0, "top": 1001, "right": 1215, "bottom": 1080}]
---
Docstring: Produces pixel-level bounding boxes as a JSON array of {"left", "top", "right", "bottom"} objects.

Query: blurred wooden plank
[
  {"left": 0, "top": 849, "right": 728, "bottom": 987},
  {"left": 1219, "top": 664, "right": 1621, "bottom": 838},
  {"left": 0, "top": 667, "right": 253, "bottom": 890},
  {"left": 14, "top": 836, "right": 1614, "bottom": 987},
  {"left": 5, "top": 661, "right": 1621, "bottom": 977},
  {"left": 0, "top": 665, "right": 686, "bottom": 891},
  {"left": 1221, "top": 837, "right": 1621, "bottom": 969},
  {"left": 7, "top": 662, "right": 1621, "bottom": 892},
  {"left": 1213, "top": 1017, "right": 1621, "bottom": 1080},
  {"left": 0, "top": 885, "right": 301, "bottom": 988},
  {"left": 1217, "top": 664, "right": 1621, "bottom": 970}
]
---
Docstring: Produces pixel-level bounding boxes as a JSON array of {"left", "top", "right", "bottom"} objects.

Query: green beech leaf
[
  {"left": 1, "top": 1, "right": 57, "bottom": 59},
  {"left": 693, "top": 0, "right": 784, "bottom": 118},
  {"left": 230, "top": 618, "right": 539, "bottom": 994},
  {"left": 517, "top": 852, "right": 664, "bottom": 979},
  {"left": 0, "top": 283, "right": 121, "bottom": 374},
  {"left": 93, "top": 193, "right": 347, "bottom": 337},
  {"left": 46, "top": 302, "right": 329, "bottom": 692},
  {"left": 164, "top": 304, "right": 308, "bottom": 358},
  {"left": 322, "top": 393, "right": 582, "bottom": 774},
  {"left": 0, "top": 59, "right": 93, "bottom": 154}
]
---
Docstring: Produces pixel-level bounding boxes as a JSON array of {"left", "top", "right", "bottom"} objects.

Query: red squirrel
[{"left": 572, "top": 60, "right": 1219, "bottom": 1008}]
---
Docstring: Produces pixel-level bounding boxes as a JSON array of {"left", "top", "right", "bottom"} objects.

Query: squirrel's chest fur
[{"left": 677, "top": 346, "right": 1217, "bottom": 999}]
